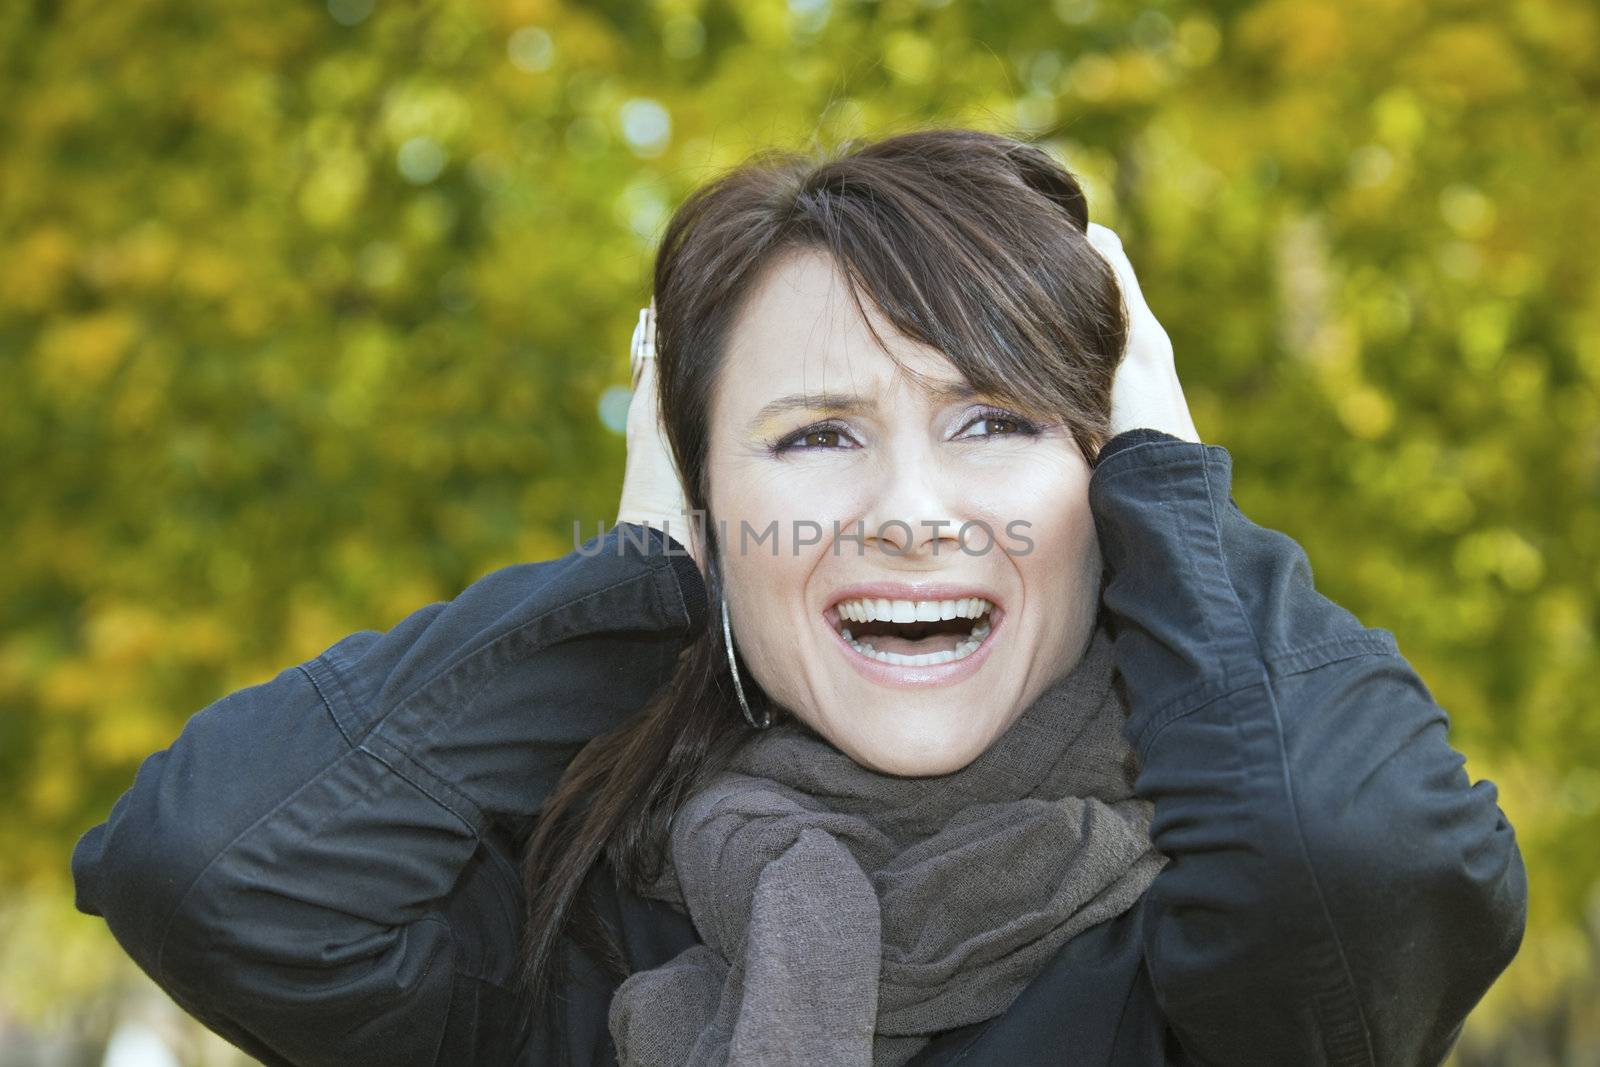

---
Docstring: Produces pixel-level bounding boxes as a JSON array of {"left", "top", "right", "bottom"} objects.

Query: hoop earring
[{"left": 721, "top": 594, "right": 771, "bottom": 730}]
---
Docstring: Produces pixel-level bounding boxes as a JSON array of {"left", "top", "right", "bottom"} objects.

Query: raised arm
[
  {"left": 71, "top": 523, "right": 706, "bottom": 1066},
  {"left": 1089, "top": 427, "right": 1527, "bottom": 1066}
]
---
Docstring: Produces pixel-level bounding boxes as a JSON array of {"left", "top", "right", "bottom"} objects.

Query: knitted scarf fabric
[{"left": 608, "top": 616, "right": 1168, "bottom": 1066}]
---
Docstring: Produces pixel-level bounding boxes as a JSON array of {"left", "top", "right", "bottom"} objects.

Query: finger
[
  {"left": 1083, "top": 229, "right": 1137, "bottom": 329},
  {"left": 630, "top": 358, "right": 657, "bottom": 415},
  {"left": 1085, "top": 225, "right": 1133, "bottom": 283},
  {"left": 1087, "top": 230, "right": 1158, "bottom": 322},
  {"left": 1085, "top": 222, "right": 1123, "bottom": 253},
  {"left": 631, "top": 307, "right": 657, "bottom": 389},
  {"left": 1083, "top": 225, "right": 1127, "bottom": 285}
]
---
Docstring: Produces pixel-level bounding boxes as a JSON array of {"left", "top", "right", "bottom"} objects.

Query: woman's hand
[
  {"left": 616, "top": 299, "right": 704, "bottom": 571},
  {"left": 1085, "top": 223, "right": 1202, "bottom": 447}
]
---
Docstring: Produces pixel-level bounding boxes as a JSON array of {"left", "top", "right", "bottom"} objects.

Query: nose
[{"left": 856, "top": 449, "right": 969, "bottom": 560}]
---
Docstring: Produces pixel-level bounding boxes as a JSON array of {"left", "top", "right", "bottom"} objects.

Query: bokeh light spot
[
  {"left": 599, "top": 385, "right": 633, "bottom": 435},
  {"left": 508, "top": 26, "right": 555, "bottom": 73},
  {"left": 662, "top": 14, "right": 705, "bottom": 59},
  {"left": 619, "top": 98, "right": 671, "bottom": 158},
  {"left": 397, "top": 136, "right": 447, "bottom": 184},
  {"left": 327, "top": 0, "right": 374, "bottom": 27}
]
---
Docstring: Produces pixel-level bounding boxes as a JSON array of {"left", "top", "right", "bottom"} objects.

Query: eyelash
[{"left": 771, "top": 407, "right": 1041, "bottom": 455}]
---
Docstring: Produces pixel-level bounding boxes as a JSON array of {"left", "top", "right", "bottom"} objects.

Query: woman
[{"left": 73, "top": 129, "right": 1526, "bottom": 1066}]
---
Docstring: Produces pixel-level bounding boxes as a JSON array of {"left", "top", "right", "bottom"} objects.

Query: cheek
[
  {"left": 710, "top": 459, "right": 835, "bottom": 706},
  {"left": 719, "top": 460, "right": 863, "bottom": 542},
  {"left": 996, "top": 470, "right": 1101, "bottom": 627},
  {"left": 720, "top": 549, "right": 828, "bottom": 718},
  {"left": 1030, "top": 496, "right": 1099, "bottom": 575}
]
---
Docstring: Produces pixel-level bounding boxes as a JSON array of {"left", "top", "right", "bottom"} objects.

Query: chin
[{"left": 833, "top": 711, "right": 1005, "bottom": 778}]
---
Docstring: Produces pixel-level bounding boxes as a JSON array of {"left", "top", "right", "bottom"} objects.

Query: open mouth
[{"left": 827, "top": 597, "right": 995, "bottom": 667}]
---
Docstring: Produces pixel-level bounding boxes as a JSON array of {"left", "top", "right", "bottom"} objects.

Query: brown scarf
[{"left": 608, "top": 616, "right": 1167, "bottom": 1066}]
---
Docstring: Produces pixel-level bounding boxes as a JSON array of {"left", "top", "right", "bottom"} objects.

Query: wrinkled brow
[{"left": 752, "top": 380, "right": 981, "bottom": 425}]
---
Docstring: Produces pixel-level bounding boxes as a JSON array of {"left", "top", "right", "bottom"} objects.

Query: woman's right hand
[
  {"left": 1085, "top": 223, "right": 1202, "bottom": 446},
  {"left": 616, "top": 299, "right": 704, "bottom": 572}
]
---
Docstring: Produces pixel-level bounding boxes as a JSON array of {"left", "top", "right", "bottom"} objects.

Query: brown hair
[{"left": 516, "top": 125, "right": 1128, "bottom": 1030}]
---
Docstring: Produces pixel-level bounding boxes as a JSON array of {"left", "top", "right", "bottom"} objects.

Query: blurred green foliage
[{"left": 2, "top": 0, "right": 1596, "bottom": 1059}]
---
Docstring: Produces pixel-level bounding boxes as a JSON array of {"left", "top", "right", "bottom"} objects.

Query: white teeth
[
  {"left": 845, "top": 631, "right": 986, "bottom": 666},
  {"left": 831, "top": 596, "right": 993, "bottom": 623},
  {"left": 839, "top": 614, "right": 993, "bottom": 666},
  {"left": 830, "top": 595, "right": 997, "bottom": 668}
]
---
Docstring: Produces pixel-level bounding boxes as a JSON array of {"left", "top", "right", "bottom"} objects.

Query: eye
[
  {"left": 772, "top": 420, "right": 859, "bottom": 454},
  {"left": 956, "top": 407, "right": 1039, "bottom": 439}
]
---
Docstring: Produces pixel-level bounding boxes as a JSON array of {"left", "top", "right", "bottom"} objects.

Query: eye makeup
[{"left": 767, "top": 404, "right": 1042, "bottom": 457}]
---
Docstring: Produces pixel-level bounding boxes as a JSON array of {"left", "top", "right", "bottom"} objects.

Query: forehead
[{"left": 719, "top": 246, "right": 962, "bottom": 408}]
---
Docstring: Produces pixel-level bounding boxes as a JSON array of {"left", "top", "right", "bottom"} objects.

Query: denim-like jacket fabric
[{"left": 72, "top": 428, "right": 1527, "bottom": 1066}]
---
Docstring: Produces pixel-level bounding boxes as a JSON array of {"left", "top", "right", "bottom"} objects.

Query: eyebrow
[{"left": 751, "top": 380, "right": 982, "bottom": 427}]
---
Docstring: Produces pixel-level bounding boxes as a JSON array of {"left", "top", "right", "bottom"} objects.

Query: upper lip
[{"left": 823, "top": 581, "right": 1004, "bottom": 615}]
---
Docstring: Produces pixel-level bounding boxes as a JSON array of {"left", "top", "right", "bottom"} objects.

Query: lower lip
[{"left": 825, "top": 609, "right": 1005, "bottom": 690}]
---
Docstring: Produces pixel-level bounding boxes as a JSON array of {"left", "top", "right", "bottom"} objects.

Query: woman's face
[{"left": 707, "top": 247, "right": 1104, "bottom": 776}]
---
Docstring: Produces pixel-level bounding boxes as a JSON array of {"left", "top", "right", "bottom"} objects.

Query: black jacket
[{"left": 72, "top": 428, "right": 1527, "bottom": 1066}]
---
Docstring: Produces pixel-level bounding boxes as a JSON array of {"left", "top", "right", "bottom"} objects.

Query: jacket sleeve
[
  {"left": 70, "top": 523, "right": 707, "bottom": 1067},
  {"left": 1088, "top": 428, "right": 1527, "bottom": 1067}
]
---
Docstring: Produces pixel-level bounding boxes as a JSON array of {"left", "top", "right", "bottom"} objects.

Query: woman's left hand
[{"left": 1085, "top": 223, "right": 1202, "bottom": 447}]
